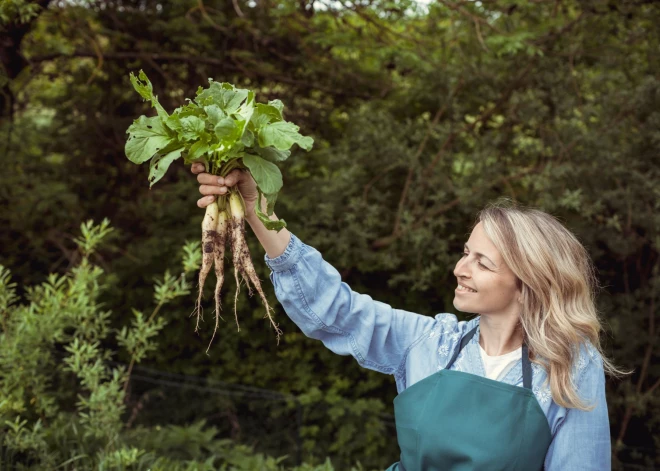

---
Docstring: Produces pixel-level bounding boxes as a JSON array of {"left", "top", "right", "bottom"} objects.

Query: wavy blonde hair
[{"left": 475, "top": 198, "right": 632, "bottom": 411}]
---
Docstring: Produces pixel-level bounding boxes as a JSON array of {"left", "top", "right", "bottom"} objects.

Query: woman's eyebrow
[{"left": 464, "top": 244, "right": 497, "bottom": 267}]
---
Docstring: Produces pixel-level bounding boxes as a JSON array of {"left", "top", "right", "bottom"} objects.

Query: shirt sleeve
[
  {"left": 544, "top": 352, "right": 611, "bottom": 471},
  {"left": 264, "top": 232, "right": 436, "bottom": 375}
]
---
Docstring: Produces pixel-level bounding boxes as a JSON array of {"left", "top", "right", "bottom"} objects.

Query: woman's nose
[{"left": 453, "top": 257, "right": 470, "bottom": 279}]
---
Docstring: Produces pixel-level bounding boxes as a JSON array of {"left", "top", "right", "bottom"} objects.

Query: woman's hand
[{"left": 191, "top": 163, "right": 259, "bottom": 215}]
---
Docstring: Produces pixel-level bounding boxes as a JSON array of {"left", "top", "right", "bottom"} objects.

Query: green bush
[{"left": 0, "top": 219, "right": 365, "bottom": 471}]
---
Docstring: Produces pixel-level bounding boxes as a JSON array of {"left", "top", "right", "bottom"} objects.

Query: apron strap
[
  {"left": 521, "top": 343, "right": 532, "bottom": 390},
  {"left": 445, "top": 325, "right": 533, "bottom": 390}
]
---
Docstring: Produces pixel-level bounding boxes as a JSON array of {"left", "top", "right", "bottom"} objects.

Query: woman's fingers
[
  {"left": 192, "top": 164, "right": 224, "bottom": 207},
  {"left": 193, "top": 166, "right": 240, "bottom": 210},
  {"left": 196, "top": 170, "right": 242, "bottom": 187},
  {"left": 191, "top": 163, "right": 205, "bottom": 174},
  {"left": 223, "top": 169, "right": 243, "bottom": 187},
  {"left": 199, "top": 184, "right": 228, "bottom": 196},
  {"left": 197, "top": 172, "right": 223, "bottom": 185},
  {"left": 197, "top": 195, "right": 216, "bottom": 208}
]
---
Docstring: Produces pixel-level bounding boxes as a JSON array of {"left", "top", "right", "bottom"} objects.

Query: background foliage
[{"left": 1, "top": 0, "right": 658, "bottom": 469}]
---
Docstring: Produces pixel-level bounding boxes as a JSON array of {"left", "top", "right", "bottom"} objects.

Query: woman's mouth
[{"left": 456, "top": 285, "right": 477, "bottom": 293}]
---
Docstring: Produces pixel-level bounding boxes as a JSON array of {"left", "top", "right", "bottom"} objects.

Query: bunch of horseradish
[{"left": 124, "top": 70, "right": 313, "bottom": 351}]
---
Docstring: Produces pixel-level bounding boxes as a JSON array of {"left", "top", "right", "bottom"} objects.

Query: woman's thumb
[{"left": 225, "top": 169, "right": 243, "bottom": 187}]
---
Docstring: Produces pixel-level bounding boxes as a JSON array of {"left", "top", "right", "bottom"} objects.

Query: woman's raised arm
[{"left": 258, "top": 228, "right": 435, "bottom": 375}]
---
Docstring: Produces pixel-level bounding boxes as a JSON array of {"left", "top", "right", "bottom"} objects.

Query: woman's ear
[{"left": 515, "top": 279, "right": 523, "bottom": 304}]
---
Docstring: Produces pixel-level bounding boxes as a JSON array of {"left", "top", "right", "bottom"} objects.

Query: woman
[{"left": 193, "top": 164, "right": 628, "bottom": 470}]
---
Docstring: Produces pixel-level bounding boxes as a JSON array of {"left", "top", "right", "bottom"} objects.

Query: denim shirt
[{"left": 265, "top": 233, "right": 611, "bottom": 471}]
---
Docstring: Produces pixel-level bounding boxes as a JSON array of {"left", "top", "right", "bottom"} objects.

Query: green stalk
[{"left": 219, "top": 157, "right": 244, "bottom": 177}]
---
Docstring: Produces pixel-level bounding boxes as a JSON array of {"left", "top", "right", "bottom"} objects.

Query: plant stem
[
  {"left": 123, "top": 358, "right": 136, "bottom": 396},
  {"left": 220, "top": 157, "right": 244, "bottom": 177},
  {"left": 147, "top": 301, "right": 165, "bottom": 324},
  {"left": 122, "top": 301, "right": 165, "bottom": 396}
]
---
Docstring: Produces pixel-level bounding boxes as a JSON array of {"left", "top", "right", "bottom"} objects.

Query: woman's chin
[{"left": 453, "top": 299, "right": 477, "bottom": 314}]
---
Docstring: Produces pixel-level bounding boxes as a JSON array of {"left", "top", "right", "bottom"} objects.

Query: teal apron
[{"left": 386, "top": 326, "right": 552, "bottom": 470}]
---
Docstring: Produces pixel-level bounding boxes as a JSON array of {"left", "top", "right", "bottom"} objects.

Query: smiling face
[{"left": 452, "top": 221, "right": 522, "bottom": 317}]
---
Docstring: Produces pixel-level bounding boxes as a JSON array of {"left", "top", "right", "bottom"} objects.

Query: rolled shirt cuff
[{"left": 264, "top": 232, "right": 303, "bottom": 273}]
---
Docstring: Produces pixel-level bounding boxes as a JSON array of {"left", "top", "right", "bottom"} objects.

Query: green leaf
[
  {"left": 194, "top": 81, "right": 226, "bottom": 107},
  {"left": 249, "top": 102, "right": 283, "bottom": 137},
  {"left": 173, "top": 101, "right": 204, "bottom": 119},
  {"left": 241, "top": 154, "right": 283, "bottom": 194},
  {"left": 195, "top": 81, "right": 249, "bottom": 114},
  {"left": 264, "top": 191, "right": 278, "bottom": 215},
  {"left": 251, "top": 113, "right": 270, "bottom": 131},
  {"left": 234, "top": 91, "right": 255, "bottom": 137},
  {"left": 222, "top": 142, "right": 246, "bottom": 163},
  {"left": 255, "top": 189, "right": 286, "bottom": 231},
  {"left": 241, "top": 129, "right": 255, "bottom": 147},
  {"left": 254, "top": 145, "right": 290, "bottom": 163},
  {"left": 255, "top": 103, "right": 283, "bottom": 123},
  {"left": 148, "top": 146, "right": 184, "bottom": 188},
  {"left": 125, "top": 116, "right": 174, "bottom": 164},
  {"left": 185, "top": 137, "right": 210, "bottom": 164},
  {"left": 166, "top": 102, "right": 205, "bottom": 133},
  {"left": 268, "top": 99, "right": 284, "bottom": 114},
  {"left": 178, "top": 116, "right": 206, "bottom": 141},
  {"left": 258, "top": 121, "right": 314, "bottom": 151},
  {"left": 214, "top": 118, "right": 245, "bottom": 151},
  {"left": 129, "top": 70, "right": 169, "bottom": 121},
  {"left": 225, "top": 88, "right": 249, "bottom": 114},
  {"left": 204, "top": 104, "right": 226, "bottom": 125},
  {"left": 256, "top": 211, "right": 286, "bottom": 231}
]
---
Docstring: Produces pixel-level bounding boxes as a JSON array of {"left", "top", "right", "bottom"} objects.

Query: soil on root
[
  {"left": 207, "top": 213, "right": 229, "bottom": 352},
  {"left": 194, "top": 228, "right": 217, "bottom": 333},
  {"left": 229, "top": 212, "right": 282, "bottom": 344}
]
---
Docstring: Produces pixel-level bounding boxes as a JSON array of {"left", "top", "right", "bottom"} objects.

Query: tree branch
[
  {"left": 28, "top": 51, "right": 374, "bottom": 99},
  {"left": 370, "top": 162, "right": 546, "bottom": 249},
  {"left": 388, "top": 78, "right": 466, "bottom": 238},
  {"left": 369, "top": 62, "right": 534, "bottom": 250}
]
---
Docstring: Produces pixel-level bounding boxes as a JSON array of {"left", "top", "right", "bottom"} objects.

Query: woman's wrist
[{"left": 245, "top": 209, "right": 291, "bottom": 259}]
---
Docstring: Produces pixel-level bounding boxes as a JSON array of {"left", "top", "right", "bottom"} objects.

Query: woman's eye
[{"left": 460, "top": 252, "right": 488, "bottom": 269}]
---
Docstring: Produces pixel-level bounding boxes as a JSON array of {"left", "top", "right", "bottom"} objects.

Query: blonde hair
[{"left": 475, "top": 198, "right": 633, "bottom": 411}]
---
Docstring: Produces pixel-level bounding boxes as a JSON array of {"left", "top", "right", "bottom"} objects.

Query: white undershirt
[{"left": 478, "top": 343, "right": 522, "bottom": 381}]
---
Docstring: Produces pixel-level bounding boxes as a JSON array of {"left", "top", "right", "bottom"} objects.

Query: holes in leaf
[{"left": 147, "top": 125, "right": 153, "bottom": 129}]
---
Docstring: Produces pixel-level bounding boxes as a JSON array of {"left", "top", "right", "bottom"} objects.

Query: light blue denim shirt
[{"left": 265, "top": 233, "right": 611, "bottom": 470}]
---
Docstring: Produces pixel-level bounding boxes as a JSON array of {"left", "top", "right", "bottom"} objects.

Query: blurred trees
[{"left": 1, "top": 0, "right": 658, "bottom": 469}]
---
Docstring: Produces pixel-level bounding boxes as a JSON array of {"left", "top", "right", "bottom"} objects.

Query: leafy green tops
[{"left": 125, "top": 70, "right": 314, "bottom": 230}]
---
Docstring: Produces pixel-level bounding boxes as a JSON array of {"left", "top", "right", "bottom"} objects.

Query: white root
[
  {"left": 196, "top": 188, "right": 283, "bottom": 348},
  {"left": 193, "top": 201, "right": 219, "bottom": 333},
  {"left": 228, "top": 190, "right": 282, "bottom": 344},
  {"left": 240, "top": 250, "right": 282, "bottom": 344},
  {"left": 206, "top": 209, "right": 229, "bottom": 353}
]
